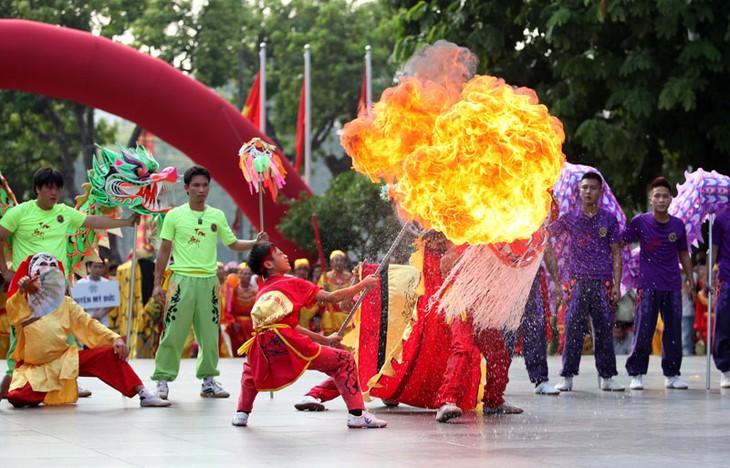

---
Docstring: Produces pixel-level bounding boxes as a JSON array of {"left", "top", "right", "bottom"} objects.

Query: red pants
[
  {"left": 237, "top": 345, "right": 364, "bottom": 412},
  {"left": 7, "top": 347, "right": 142, "bottom": 407},
  {"left": 437, "top": 319, "right": 512, "bottom": 409}
]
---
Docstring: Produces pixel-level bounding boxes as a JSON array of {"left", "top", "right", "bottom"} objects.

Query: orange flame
[{"left": 342, "top": 43, "right": 565, "bottom": 245}]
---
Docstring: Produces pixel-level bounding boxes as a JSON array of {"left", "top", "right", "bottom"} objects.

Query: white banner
[{"left": 70, "top": 280, "right": 121, "bottom": 308}]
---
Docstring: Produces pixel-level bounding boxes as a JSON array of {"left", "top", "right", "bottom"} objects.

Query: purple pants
[
  {"left": 560, "top": 279, "right": 618, "bottom": 379},
  {"left": 626, "top": 289, "right": 683, "bottom": 377},
  {"left": 517, "top": 277, "right": 549, "bottom": 384},
  {"left": 713, "top": 280, "right": 730, "bottom": 373}
]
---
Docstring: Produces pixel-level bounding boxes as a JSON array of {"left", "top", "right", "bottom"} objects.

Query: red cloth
[
  {"left": 245, "top": 275, "right": 322, "bottom": 391},
  {"left": 6, "top": 347, "right": 142, "bottom": 407},
  {"left": 238, "top": 343, "right": 364, "bottom": 412},
  {"left": 242, "top": 71, "right": 261, "bottom": 129},
  {"left": 295, "top": 78, "right": 306, "bottom": 172},
  {"left": 367, "top": 245, "right": 481, "bottom": 410}
]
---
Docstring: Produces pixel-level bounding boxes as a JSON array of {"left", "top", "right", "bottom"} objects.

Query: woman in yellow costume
[{"left": 320, "top": 250, "right": 355, "bottom": 334}]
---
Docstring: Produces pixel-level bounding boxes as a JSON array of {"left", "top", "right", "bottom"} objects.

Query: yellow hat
[
  {"left": 216, "top": 261, "right": 224, "bottom": 268},
  {"left": 294, "top": 258, "right": 310, "bottom": 268},
  {"left": 239, "top": 262, "right": 249, "bottom": 270},
  {"left": 329, "top": 250, "right": 346, "bottom": 261}
]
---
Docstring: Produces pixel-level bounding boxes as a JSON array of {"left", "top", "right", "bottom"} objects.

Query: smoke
[{"left": 398, "top": 40, "right": 478, "bottom": 92}]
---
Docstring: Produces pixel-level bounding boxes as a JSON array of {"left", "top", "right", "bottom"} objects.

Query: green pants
[{"left": 152, "top": 274, "right": 221, "bottom": 381}]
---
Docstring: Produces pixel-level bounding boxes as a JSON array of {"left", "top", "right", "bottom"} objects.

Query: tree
[
  {"left": 260, "top": 0, "right": 397, "bottom": 175},
  {"left": 277, "top": 171, "right": 404, "bottom": 260},
  {"left": 383, "top": 0, "right": 730, "bottom": 213},
  {"left": 0, "top": 0, "right": 145, "bottom": 200}
]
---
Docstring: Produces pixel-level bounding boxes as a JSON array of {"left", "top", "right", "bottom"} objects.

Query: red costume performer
[
  {"left": 232, "top": 243, "right": 386, "bottom": 429},
  {"left": 223, "top": 264, "right": 256, "bottom": 354}
]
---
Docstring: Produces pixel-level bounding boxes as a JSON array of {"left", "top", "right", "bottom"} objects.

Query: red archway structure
[{"left": 0, "top": 19, "right": 311, "bottom": 254}]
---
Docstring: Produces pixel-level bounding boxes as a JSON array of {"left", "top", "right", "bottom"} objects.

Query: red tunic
[{"left": 245, "top": 275, "right": 322, "bottom": 391}]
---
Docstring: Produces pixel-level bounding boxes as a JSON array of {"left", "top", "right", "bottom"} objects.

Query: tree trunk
[{"left": 39, "top": 97, "right": 78, "bottom": 199}]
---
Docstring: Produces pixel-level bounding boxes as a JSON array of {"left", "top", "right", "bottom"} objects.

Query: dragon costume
[{"left": 69, "top": 144, "right": 178, "bottom": 281}]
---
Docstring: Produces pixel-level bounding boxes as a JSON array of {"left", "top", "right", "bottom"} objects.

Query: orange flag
[
  {"left": 242, "top": 71, "right": 261, "bottom": 129},
  {"left": 357, "top": 70, "right": 367, "bottom": 117},
  {"left": 294, "top": 78, "right": 306, "bottom": 172}
]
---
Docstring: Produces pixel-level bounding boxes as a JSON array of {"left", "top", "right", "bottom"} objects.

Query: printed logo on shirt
[
  {"left": 211, "top": 223, "right": 218, "bottom": 232},
  {"left": 32, "top": 221, "right": 51, "bottom": 239},
  {"left": 669, "top": 232, "right": 677, "bottom": 242},
  {"left": 57, "top": 215, "right": 64, "bottom": 223},
  {"left": 599, "top": 227, "right": 607, "bottom": 237},
  {"left": 187, "top": 228, "right": 207, "bottom": 246}
]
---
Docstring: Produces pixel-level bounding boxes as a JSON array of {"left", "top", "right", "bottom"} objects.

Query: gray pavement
[{"left": 1, "top": 355, "right": 728, "bottom": 467}]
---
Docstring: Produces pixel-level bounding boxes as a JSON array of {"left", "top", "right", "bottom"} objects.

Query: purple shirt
[
  {"left": 622, "top": 212, "right": 688, "bottom": 291},
  {"left": 549, "top": 208, "right": 619, "bottom": 280},
  {"left": 712, "top": 211, "right": 730, "bottom": 282}
]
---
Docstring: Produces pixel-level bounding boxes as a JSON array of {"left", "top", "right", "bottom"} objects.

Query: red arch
[{"left": 0, "top": 19, "right": 311, "bottom": 254}]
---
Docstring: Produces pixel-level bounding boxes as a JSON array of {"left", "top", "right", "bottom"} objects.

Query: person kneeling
[{"left": 5, "top": 253, "right": 169, "bottom": 408}]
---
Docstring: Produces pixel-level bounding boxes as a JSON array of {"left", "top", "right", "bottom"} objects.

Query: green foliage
[{"left": 277, "top": 171, "right": 401, "bottom": 260}]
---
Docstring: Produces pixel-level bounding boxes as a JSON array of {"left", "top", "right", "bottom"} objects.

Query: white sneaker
[
  {"left": 665, "top": 376, "right": 688, "bottom": 389},
  {"left": 347, "top": 411, "right": 387, "bottom": 428},
  {"left": 600, "top": 378, "right": 625, "bottom": 392},
  {"left": 294, "top": 395, "right": 325, "bottom": 411},
  {"left": 155, "top": 380, "right": 169, "bottom": 400},
  {"left": 77, "top": 385, "right": 92, "bottom": 398},
  {"left": 630, "top": 375, "right": 644, "bottom": 390},
  {"left": 534, "top": 381, "right": 560, "bottom": 395},
  {"left": 555, "top": 377, "right": 573, "bottom": 392},
  {"left": 201, "top": 378, "right": 230, "bottom": 398},
  {"left": 435, "top": 403, "right": 462, "bottom": 423},
  {"left": 140, "top": 392, "right": 172, "bottom": 407},
  {"left": 231, "top": 412, "right": 249, "bottom": 427},
  {"left": 721, "top": 371, "right": 730, "bottom": 389}
]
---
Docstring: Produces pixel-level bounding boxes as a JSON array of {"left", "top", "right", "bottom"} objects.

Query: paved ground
[{"left": 1, "top": 355, "right": 728, "bottom": 467}]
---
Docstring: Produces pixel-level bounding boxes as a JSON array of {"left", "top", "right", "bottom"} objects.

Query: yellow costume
[{"left": 7, "top": 295, "right": 119, "bottom": 405}]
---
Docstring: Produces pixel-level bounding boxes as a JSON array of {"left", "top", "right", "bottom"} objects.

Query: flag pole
[
  {"left": 365, "top": 45, "right": 372, "bottom": 115},
  {"left": 336, "top": 223, "right": 411, "bottom": 336},
  {"left": 304, "top": 44, "right": 311, "bottom": 186},
  {"left": 259, "top": 42, "right": 266, "bottom": 135},
  {"left": 706, "top": 214, "right": 715, "bottom": 390},
  {"left": 125, "top": 218, "right": 138, "bottom": 349},
  {"left": 259, "top": 42, "right": 266, "bottom": 232}
]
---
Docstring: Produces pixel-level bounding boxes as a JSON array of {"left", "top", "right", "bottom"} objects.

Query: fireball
[{"left": 341, "top": 43, "right": 565, "bottom": 245}]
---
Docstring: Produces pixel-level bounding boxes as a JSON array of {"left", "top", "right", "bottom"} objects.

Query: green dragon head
[
  {"left": 68, "top": 144, "right": 178, "bottom": 281},
  {"left": 89, "top": 144, "right": 178, "bottom": 214}
]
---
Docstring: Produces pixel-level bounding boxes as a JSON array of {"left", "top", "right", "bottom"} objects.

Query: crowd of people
[{"left": 1, "top": 165, "right": 729, "bottom": 431}]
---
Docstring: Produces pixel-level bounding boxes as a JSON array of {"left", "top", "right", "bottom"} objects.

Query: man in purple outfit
[
  {"left": 710, "top": 210, "right": 730, "bottom": 388},
  {"left": 622, "top": 177, "right": 695, "bottom": 390},
  {"left": 550, "top": 171, "right": 625, "bottom": 392}
]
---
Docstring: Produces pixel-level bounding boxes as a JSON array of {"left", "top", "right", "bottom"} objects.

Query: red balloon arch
[{"left": 0, "top": 19, "right": 311, "bottom": 255}]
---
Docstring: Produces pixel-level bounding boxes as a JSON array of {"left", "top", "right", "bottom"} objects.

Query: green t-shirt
[
  {"left": 160, "top": 204, "right": 237, "bottom": 277},
  {"left": 0, "top": 200, "right": 87, "bottom": 271}
]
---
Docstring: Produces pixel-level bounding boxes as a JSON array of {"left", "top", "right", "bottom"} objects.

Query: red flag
[
  {"left": 294, "top": 78, "right": 306, "bottom": 172},
  {"left": 357, "top": 70, "right": 367, "bottom": 117},
  {"left": 242, "top": 71, "right": 261, "bottom": 129},
  {"left": 138, "top": 130, "right": 155, "bottom": 154}
]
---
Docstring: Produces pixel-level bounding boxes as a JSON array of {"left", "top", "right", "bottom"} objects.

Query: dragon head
[{"left": 90, "top": 144, "right": 178, "bottom": 214}]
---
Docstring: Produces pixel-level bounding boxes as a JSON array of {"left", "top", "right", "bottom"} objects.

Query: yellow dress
[
  {"left": 319, "top": 270, "right": 355, "bottom": 334},
  {"left": 7, "top": 295, "right": 119, "bottom": 405}
]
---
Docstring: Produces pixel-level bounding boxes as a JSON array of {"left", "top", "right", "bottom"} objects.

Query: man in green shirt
[
  {"left": 151, "top": 166, "right": 265, "bottom": 400},
  {"left": 0, "top": 167, "right": 139, "bottom": 399}
]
